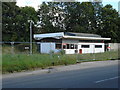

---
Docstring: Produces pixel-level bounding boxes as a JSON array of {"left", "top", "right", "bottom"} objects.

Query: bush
[
  {"left": 60, "top": 50, "right": 65, "bottom": 55},
  {"left": 49, "top": 50, "right": 54, "bottom": 54},
  {"left": 15, "top": 44, "right": 30, "bottom": 52},
  {"left": 2, "top": 51, "right": 118, "bottom": 73}
]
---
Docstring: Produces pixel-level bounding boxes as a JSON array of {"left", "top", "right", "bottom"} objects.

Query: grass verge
[{"left": 2, "top": 51, "right": 118, "bottom": 74}]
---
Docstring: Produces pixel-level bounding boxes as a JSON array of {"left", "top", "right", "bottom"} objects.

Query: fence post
[
  {"left": 76, "top": 43, "right": 79, "bottom": 63},
  {"left": 118, "top": 43, "right": 120, "bottom": 59},
  {"left": 50, "top": 42, "right": 52, "bottom": 59},
  {"left": 11, "top": 42, "right": 14, "bottom": 55},
  {"left": 93, "top": 44, "right": 95, "bottom": 60},
  {"left": 109, "top": 44, "right": 111, "bottom": 59}
]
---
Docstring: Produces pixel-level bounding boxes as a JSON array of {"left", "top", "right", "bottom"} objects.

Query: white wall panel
[{"left": 40, "top": 43, "right": 61, "bottom": 54}]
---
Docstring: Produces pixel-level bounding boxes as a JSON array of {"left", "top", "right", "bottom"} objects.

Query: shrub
[
  {"left": 60, "top": 50, "right": 65, "bottom": 55},
  {"left": 49, "top": 50, "right": 54, "bottom": 54},
  {"left": 15, "top": 44, "right": 30, "bottom": 52}
]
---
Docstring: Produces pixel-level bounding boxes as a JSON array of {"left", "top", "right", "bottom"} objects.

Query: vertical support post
[
  {"left": 93, "top": 44, "right": 95, "bottom": 60},
  {"left": 109, "top": 43, "right": 111, "bottom": 59},
  {"left": 76, "top": 43, "right": 79, "bottom": 63},
  {"left": 118, "top": 43, "right": 120, "bottom": 59},
  {"left": 50, "top": 42, "right": 53, "bottom": 59},
  {"left": 29, "top": 21, "right": 33, "bottom": 55},
  {"left": 61, "top": 43, "right": 62, "bottom": 55},
  {"left": 11, "top": 42, "right": 14, "bottom": 55},
  {"left": 0, "top": 2, "right": 2, "bottom": 89}
]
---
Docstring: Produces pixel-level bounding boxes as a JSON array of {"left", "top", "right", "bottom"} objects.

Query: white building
[{"left": 34, "top": 32, "right": 111, "bottom": 54}]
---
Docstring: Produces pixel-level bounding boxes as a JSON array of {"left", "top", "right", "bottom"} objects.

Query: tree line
[{"left": 2, "top": 2, "right": 120, "bottom": 42}]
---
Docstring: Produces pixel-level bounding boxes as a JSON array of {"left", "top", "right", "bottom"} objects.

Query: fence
[
  {"left": 2, "top": 42, "right": 38, "bottom": 54},
  {"left": 2, "top": 42, "right": 119, "bottom": 73},
  {"left": 1, "top": 42, "right": 119, "bottom": 61}
]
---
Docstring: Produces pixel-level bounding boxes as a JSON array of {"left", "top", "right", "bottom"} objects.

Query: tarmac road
[{"left": 2, "top": 60, "right": 119, "bottom": 88}]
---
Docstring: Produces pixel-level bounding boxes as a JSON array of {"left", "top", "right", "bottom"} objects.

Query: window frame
[
  {"left": 55, "top": 43, "right": 62, "bottom": 49},
  {"left": 81, "top": 45, "right": 90, "bottom": 48},
  {"left": 70, "top": 44, "right": 74, "bottom": 49},
  {"left": 95, "top": 45, "right": 102, "bottom": 48}
]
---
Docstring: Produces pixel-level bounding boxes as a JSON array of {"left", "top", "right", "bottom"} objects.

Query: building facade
[{"left": 34, "top": 32, "right": 111, "bottom": 54}]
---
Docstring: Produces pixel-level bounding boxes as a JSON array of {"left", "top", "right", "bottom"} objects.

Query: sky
[{"left": 16, "top": 0, "right": 120, "bottom": 11}]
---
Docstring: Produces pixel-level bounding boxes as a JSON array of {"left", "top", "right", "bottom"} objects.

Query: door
[{"left": 79, "top": 49, "right": 82, "bottom": 54}]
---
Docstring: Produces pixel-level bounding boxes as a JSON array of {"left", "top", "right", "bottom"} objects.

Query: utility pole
[{"left": 28, "top": 20, "right": 34, "bottom": 55}]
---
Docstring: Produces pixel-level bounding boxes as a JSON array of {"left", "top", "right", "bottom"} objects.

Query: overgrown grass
[
  {"left": 2, "top": 51, "right": 118, "bottom": 74},
  {"left": 2, "top": 54, "right": 76, "bottom": 73},
  {"left": 77, "top": 51, "right": 118, "bottom": 61},
  {"left": 2, "top": 43, "right": 39, "bottom": 54}
]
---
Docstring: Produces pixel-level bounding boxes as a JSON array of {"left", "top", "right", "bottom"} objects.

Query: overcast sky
[{"left": 16, "top": 0, "right": 119, "bottom": 11}]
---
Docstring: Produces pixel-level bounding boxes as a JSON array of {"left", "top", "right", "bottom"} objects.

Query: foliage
[
  {"left": 60, "top": 50, "right": 65, "bottom": 55},
  {"left": 49, "top": 50, "right": 54, "bottom": 54},
  {"left": 37, "top": 2, "right": 120, "bottom": 42},
  {"left": 2, "top": 2, "right": 120, "bottom": 42},
  {"left": 2, "top": 50, "right": 118, "bottom": 73},
  {"left": 99, "top": 5, "right": 119, "bottom": 42},
  {"left": 15, "top": 44, "right": 30, "bottom": 52},
  {"left": 2, "top": 54, "right": 76, "bottom": 73},
  {"left": 2, "top": 2, "right": 38, "bottom": 42}
]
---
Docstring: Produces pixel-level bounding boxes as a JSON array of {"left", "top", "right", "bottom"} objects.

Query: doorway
[{"left": 79, "top": 49, "right": 82, "bottom": 54}]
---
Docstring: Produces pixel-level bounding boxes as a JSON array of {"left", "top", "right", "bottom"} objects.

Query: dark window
[
  {"left": 95, "top": 45, "right": 102, "bottom": 48},
  {"left": 75, "top": 50, "right": 78, "bottom": 53},
  {"left": 70, "top": 44, "right": 74, "bottom": 49},
  {"left": 81, "top": 45, "right": 89, "bottom": 48},
  {"left": 66, "top": 44, "right": 78, "bottom": 49},
  {"left": 56, "top": 44, "right": 62, "bottom": 49},
  {"left": 63, "top": 45, "right": 66, "bottom": 49},
  {"left": 67, "top": 44, "right": 70, "bottom": 49},
  {"left": 75, "top": 44, "right": 78, "bottom": 49}
]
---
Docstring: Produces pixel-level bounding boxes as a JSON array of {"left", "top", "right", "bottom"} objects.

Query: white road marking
[{"left": 95, "top": 76, "right": 120, "bottom": 83}]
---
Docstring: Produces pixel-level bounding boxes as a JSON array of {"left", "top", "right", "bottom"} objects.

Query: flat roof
[
  {"left": 34, "top": 32, "right": 111, "bottom": 40},
  {"left": 63, "top": 36, "right": 111, "bottom": 40},
  {"left": 64, "top": 32, "right": 101, "bottom": 38}
]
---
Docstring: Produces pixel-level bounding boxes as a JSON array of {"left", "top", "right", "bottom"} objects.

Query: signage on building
[
  {"left": 107, "top": 46, "right": 111, "bottom": 49},
  {"left": 62, "top": 43, "right": 67, "bottom": 45}
]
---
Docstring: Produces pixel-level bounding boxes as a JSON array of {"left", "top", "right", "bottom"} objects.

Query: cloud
[
  {"left": 16, "top": 0, "right": 43, "bottom": 10},
  {"left": 16, "top": 0, "right": 119, "bottom": 11},
  {"left": 102, "top": 0, "right": 120, "bottom": 2}
]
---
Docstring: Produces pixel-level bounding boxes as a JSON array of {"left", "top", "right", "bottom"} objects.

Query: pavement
[
  {"left": 2, "top": 60, "right": 118, "bottom": 79},
  {"left": 2, "top": 60, "right": 119, "bottom": 88}
]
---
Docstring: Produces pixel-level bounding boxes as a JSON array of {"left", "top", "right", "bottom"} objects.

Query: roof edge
[{"left": 63, "top": 36, "right": 111, "bottom": 40}]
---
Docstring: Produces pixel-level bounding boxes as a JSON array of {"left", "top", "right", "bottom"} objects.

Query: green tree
[
  {"left": 99, "top": 5, "right": 119, "bottom": 42},
  {"left": 2, "top": 2, "right": 20, "bottom": 41},
  {"left": 37, "top": 2, "right": 65, "bottom": 33},
  {"left": 2, "top": 2, "right": 119, "bottom": 43},
  {"left": 61, "top": 2, "right": 96, "bottom": 33},
  {"left": 91, "top": 2, "right": 103, "bottom": 33},
  {"left": 2, "top": 2, "right": 38, "bottom": 42},
  {"left": 17, "top": 6, "right": 38, "bottom": 41}
]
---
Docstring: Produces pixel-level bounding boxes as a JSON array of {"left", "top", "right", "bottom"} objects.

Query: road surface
[{"left": 2, "top": 61, "right": 119, "bottom": 88}]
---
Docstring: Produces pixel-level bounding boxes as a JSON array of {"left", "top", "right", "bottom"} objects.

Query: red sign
[
  {"left": 62, "top": 43, "right": 67, "bottom": 45},
  {"left": 107, "top": 46, "right": 111, "bottom": 49}
]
